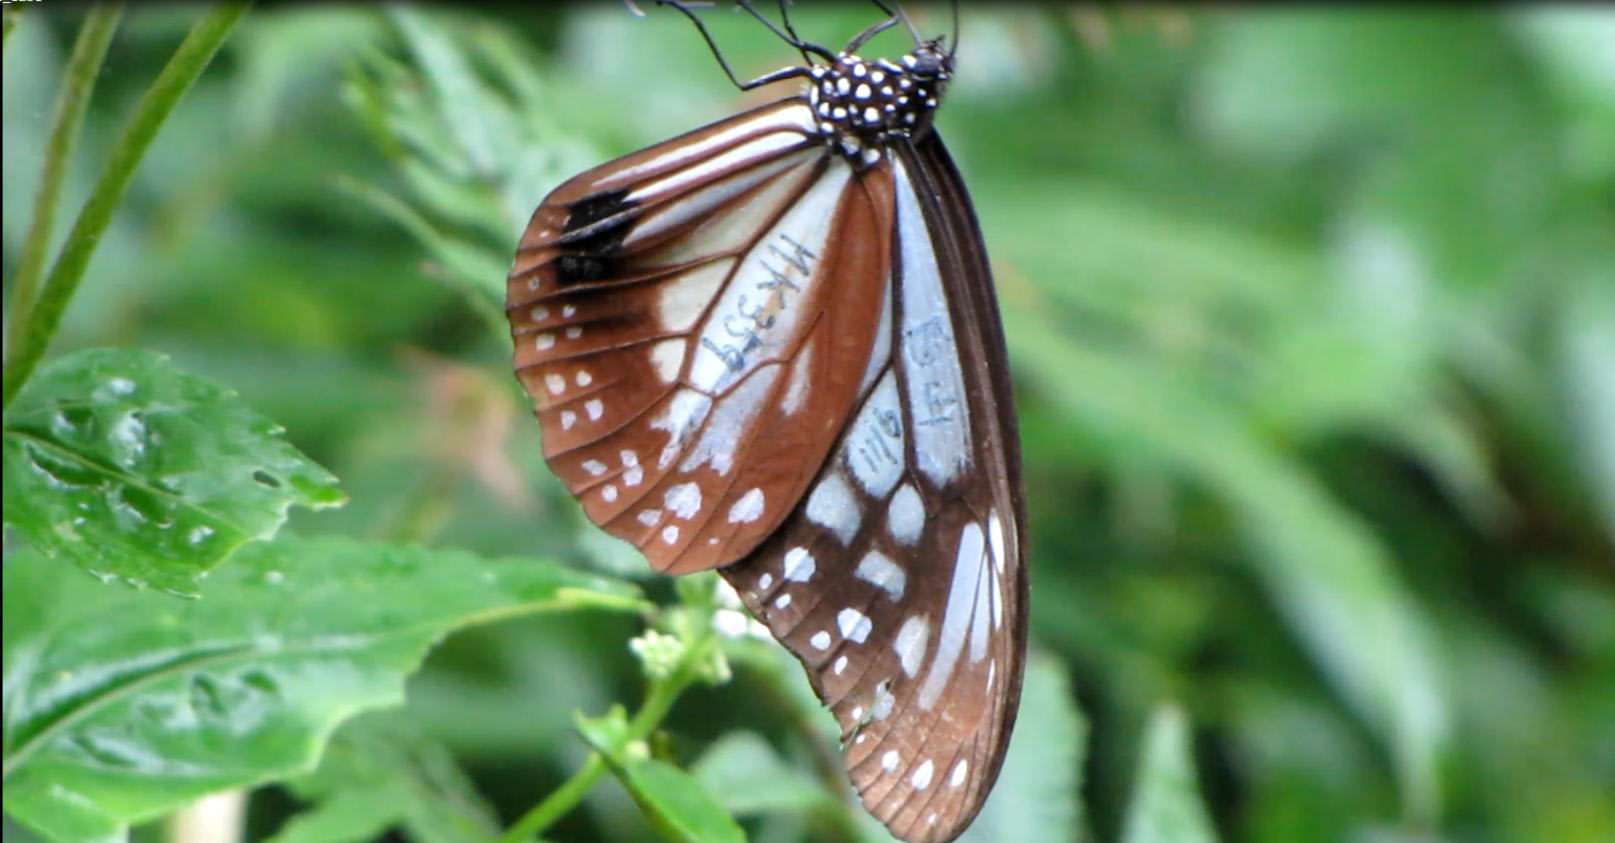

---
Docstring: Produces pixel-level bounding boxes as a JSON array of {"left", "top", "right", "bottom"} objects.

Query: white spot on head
[
  {"left": 727, "top": 487, "right": 765, "bottom": 523},
  {"left": 602, "top": 484, "right": 618, "bottom": 502},
  {"left": 661, "top": 524, "right": 680, "bottom": 544},
  {"left": 810, "top": 630, "right": 832, "bottom": 650},
  {"left": 650, "top": 339, "right": 684, "bottom": 383},
  {"left": 855, "top": 551, "right": 906, "bottom": 600},
  {"left": 888, "top": 484, "right": 924, "bottom": 545},
  {"left": 871, "top": 70, "right": 886, "bottom": 83},
  {"left": 560, "top": 410, "right": 577, "bottom": 430},
  {"left": 855, "top": 82, "right": 872, "bottom": 99},
  {"left": 837, "top": 77, "right": 851, "bottom": 95},
  {"left": 912, "top": 759, "right": 934, "bottom": 790},
  {"left": 637, "top": 509, "right": 662, "bottom": 527},
  {"left": 882, "top": 750, "right": 900, "bottom": 771},
  {"left": 774, "top": 593, "right": 792, "bottom": 609},
  {"left": 663, "top": 482, "right": 703, "bottom": 519},
  {"left": 833, "top": 655, "right": 848, "bottom": 675},
  {"left": 806, "top": 471, "right": 860, "bottom": 544},
  {"left": 545, "top": 374, "right": 566, "bottom": 395},
  {"left": 950, "top": 759, "right": 969, "bottom": 788},
  {"left": 864, "top": 106, "right": 880, "bottom": 123},
  {"left": 536, "top": 333, "right": 555, "bottom": 351},
  {"left": 582, "top": 459, "right": 607, "bottom": 476},
  {"left": 837, "top": 608, "right": 872, "bottom": 644},
  {"left": 894, "top": 615, "right": 930, "bottom": 678},
  {"left": 783, "top": 547, "right": 816, "bottom": 582},
  {"left": 585, "top": 398, "right": 604, "bottom": 420},
  {"left": 575, "top": 370, "right": 593, "bottom": 387}
]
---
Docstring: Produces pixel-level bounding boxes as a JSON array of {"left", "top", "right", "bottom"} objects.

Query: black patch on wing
[{"left": 556, "top": 189, "right": 639, "bottom": 285}]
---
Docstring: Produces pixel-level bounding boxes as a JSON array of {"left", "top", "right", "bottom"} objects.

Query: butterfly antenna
[
  {"left": 950, "top": 0, "right": 960, "bottom": 58},
  {"left": 889, "top": 0, "right": 925, "bottom": 46},
  {"left": 737, "top": 0, "right": 836, "bottom": 62},
  {"left": 651, "top": 0, "right": 753, "bottom": 90}
]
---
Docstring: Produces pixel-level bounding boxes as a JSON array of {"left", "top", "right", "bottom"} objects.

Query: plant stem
[
  {"left": 0, "top": 1, "right": 250, "bottom": 411},
  {"left": 7, "top": 3, "right": 124, "bottom": 363},
  {"left": 498, "top": 636, "right": 716, "bottom": 843}
]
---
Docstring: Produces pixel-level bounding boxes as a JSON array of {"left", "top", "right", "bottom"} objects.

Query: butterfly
[{"left": 504, "top": 3, "right": 1026, "bottom": 840}]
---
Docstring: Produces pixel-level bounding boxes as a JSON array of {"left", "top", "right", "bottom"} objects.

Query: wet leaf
[
  {"left": 1, "top": 537, "right": 641, "bottom": 843},
  {"left": 2, "top": 348, "right": 346, "bottom": 595}
]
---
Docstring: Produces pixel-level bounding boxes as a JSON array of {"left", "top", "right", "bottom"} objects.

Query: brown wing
[
  {"left": 507, "top": 99, "right": 898, "bottom": 574},
  {"left": 719, "top": 132, "right": 1028, "bottom": 843}
]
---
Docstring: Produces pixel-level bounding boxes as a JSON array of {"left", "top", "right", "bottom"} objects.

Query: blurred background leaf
[{"left": 4, "top": 3, "right": 1612, "bottom": 842}]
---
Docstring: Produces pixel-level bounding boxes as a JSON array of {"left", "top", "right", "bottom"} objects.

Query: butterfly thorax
[{"left": 805, "top": 41, "right": 952, "bottom": 168}]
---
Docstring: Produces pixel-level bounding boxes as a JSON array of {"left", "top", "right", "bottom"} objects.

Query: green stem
[
  {"left": 499, "top": 636, "right": 717, "bottom": 843},
  {"left": 0, "top": 1, "right": 250, "bottom": 411},
  {"left": 6, "top": 3, "right": 124, "bottom": 363}
]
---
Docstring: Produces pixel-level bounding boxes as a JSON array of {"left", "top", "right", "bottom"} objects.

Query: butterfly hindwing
[{"left": 718, "top": 133, "right": 1026, "bottom": 843}]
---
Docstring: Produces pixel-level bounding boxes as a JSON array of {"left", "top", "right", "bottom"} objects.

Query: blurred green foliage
[{"left": 3, "top": 3, "right": 1612, "bottom": 842}]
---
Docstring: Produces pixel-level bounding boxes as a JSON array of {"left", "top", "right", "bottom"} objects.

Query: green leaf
[
  {"left": 576, "top": 709, "right": 746, "bottom": 843},
  {"left": 270, "top": 712, "right": 501, "bottom": 843},
  {"left": 1, "top": 537, "right": 641, "bottom": 843},
  {"left": 691, "top": 731, "right": 829, "bottom": 817},
  {"left": 1121, "top": 705, "right": 1218, "bottom": 843},
  {"left": 956, "top": 652, "right": 1087, "bottom": 843},
  {"left": 1, "top": 348, "right": 345, "bottom": 595}
]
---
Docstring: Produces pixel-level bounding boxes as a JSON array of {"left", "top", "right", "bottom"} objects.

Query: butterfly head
[{"left": 805, "top": 38, "right": 953, "bottom": 168}]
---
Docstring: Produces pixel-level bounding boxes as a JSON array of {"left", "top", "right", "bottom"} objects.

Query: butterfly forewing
[
  {"left": 717, "top": 134, "right": 1027, "bottom": 843},
  {"left": 508, "top": 100, "right": 895, "bottom": 575},
  {"left": 507, "top": 27, "right": 1026, "bottom": 843}
]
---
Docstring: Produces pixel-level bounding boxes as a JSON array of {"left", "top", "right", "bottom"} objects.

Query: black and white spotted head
[{"left": 806, "top": 38, "right": 954, "bottom": 167}]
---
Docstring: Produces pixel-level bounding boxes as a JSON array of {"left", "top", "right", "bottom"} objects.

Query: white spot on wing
[
  {"left": 545, "top": 373, "right": 565, "bottom": 395},
  {"left": 912, "top": 759, "right": 934, "bottom": 790},
  {"left": 894, "top": 615, "right": 929, "bottom": 678},
  {"left": 805, "top": 470, "right": 859, "bottom": 544},
  {"left": 727, "top": 488, "right": 765, "bottom": 523},
  {"left": 837, "top": 608, "right": 872, "bottom": 644},
  {"left": 582, "top": 459, "right": 607, "bottom": 476},
  {"left": 887, "top": 484, "right": 924, "bottom": 545},
  {"left": 585, "top": 398, "right": 604, "bottom": 421},
  {"left": 989, "top": 510, "right": 1007, "bottom": 574},
  {"left": 560, "top": 410, "right": 576, "bottom": 430},
  {"left": 782, "top": 547, "right": 816, "bottom": 582},
  {"left": 950, "top": 759, "right": 969, "bottom": 788},
  {"left": 650, "top": 339, "right": 685, "bottom": 383},
  {"left": 663, "top": 483, "right": 703, "bottom": 520},
  {"left": 882, "top": 750, "right": 900, "bottom": 771},
  {"left": 810, "top": 630, "right": 832, "bottom": 650},
  {"left": 854, "top": 550, "right": 906, "bottom": 600},
  {"left": 661, "top": 524, "right": 680, "bottom": 544}
]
